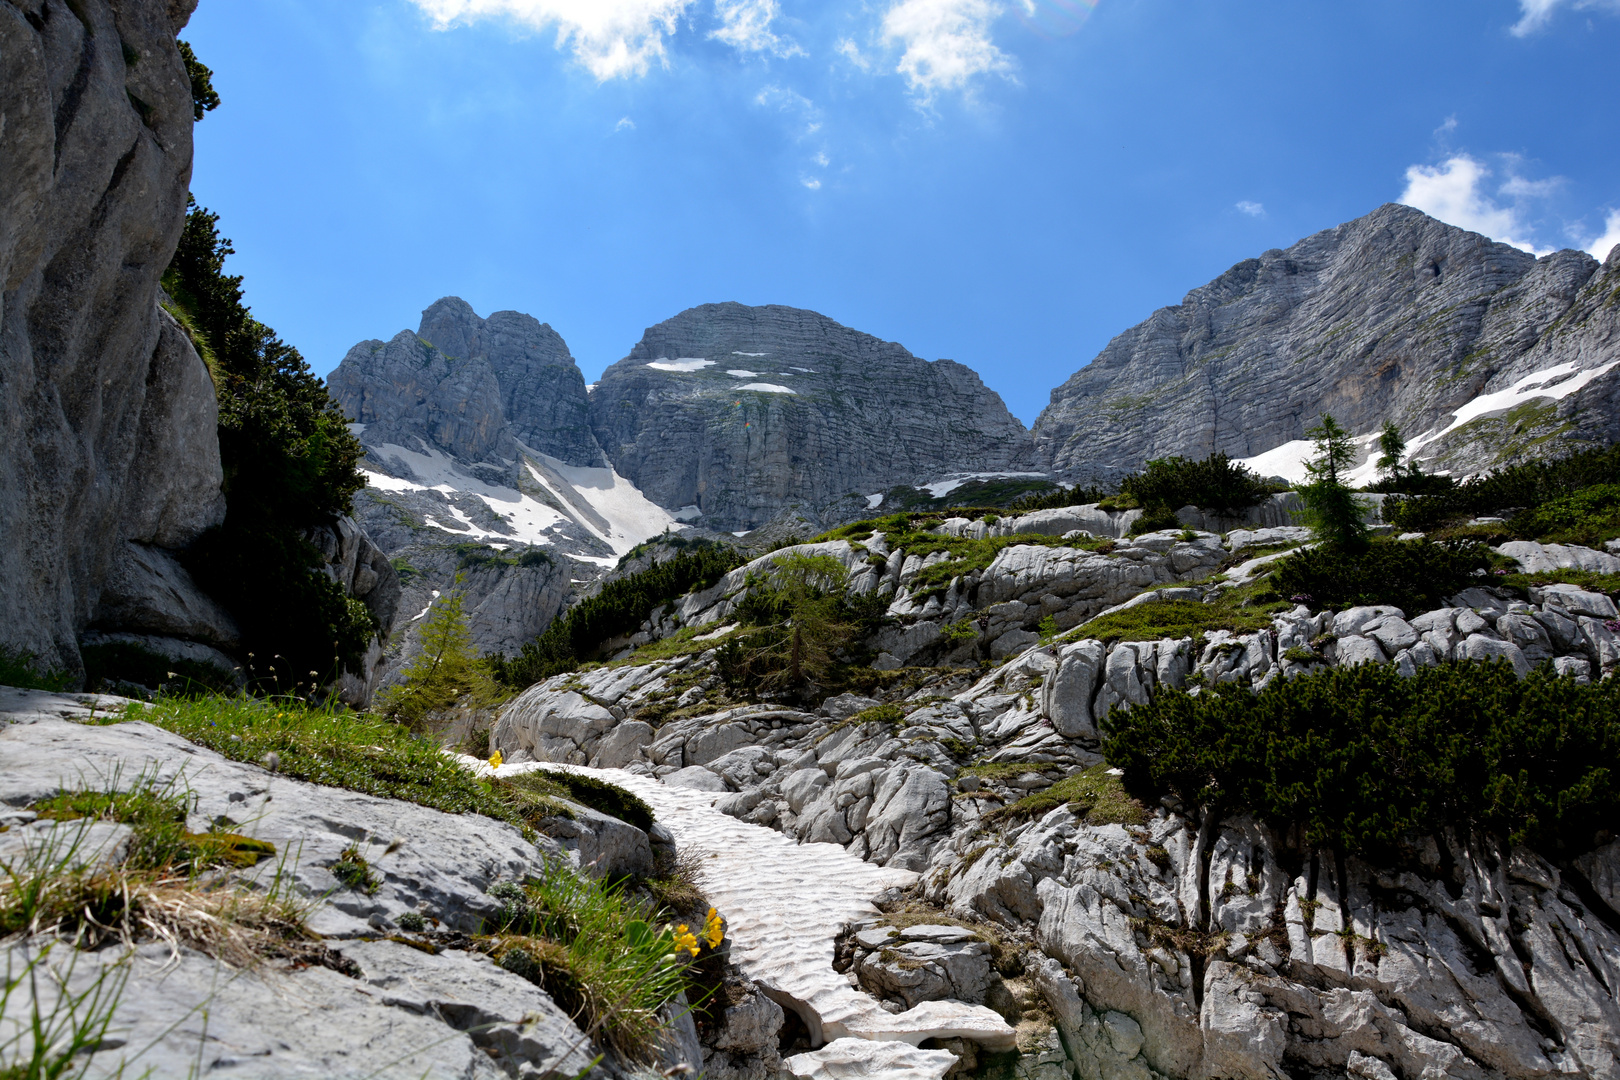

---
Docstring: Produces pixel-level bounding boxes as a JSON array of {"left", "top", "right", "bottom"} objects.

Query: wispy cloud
[
  {"left": 1510, "top": 0, "right": 1620, "bottom": 35},
  {"left": 711, "top": 0, "right": 804, "bottom": 57},
  {"left": 408, "top": 0, "right": 693, "bottom": 79},
  {"left": 880, "top": 0, "right": 1015, "bottom": 99},
  {"left": 1398, "top": 154, "right": 1555, "bottom": 255},
  {"left": 1236, "top": 200, "right": 1265, "bottom": 217},
  {"left": 1584, "top": 210, "right": 1620, "bottom": 261},
  {"left": 614, "top": 116, "right": 636, "bottom": 132}
]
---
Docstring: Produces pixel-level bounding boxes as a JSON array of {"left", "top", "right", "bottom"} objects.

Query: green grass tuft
[{"left": 984, "top": 764, "right": 1147, "bottom": 826}]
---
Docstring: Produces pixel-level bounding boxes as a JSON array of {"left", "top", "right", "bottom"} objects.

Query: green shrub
[
  {"left": 0, "top": 646, "right": 71, "bottom": 692},
  {"left": 1120, "top": 453, "right": 1275, "bottom": 518},
  {"left": 1506, "top": 483, "right": 1620, "bottom": 547},
  {"left": 163, "top": 201, "right": 373, "bottom": 691},
  {"left": 1102, "top": 660, "right": 1620, "bottom": 856},
  {"left": 330, "top": 845, "right": 380, "bottom": 895},
  {"left": 1007, "top": 484, "right": 1111, "bottom": 514},
  {"left": 1269, "top": 539, "right": 1493, "bottom": 615},
  {"left": 1127, "top": 504, "right": 1183, "bottom": 536},
  {"left": 1387, "top": 442, "right": 1620, "bottom": 533},
  {"left": 491, "top": 543, "right": 743, "bottom": 688}
]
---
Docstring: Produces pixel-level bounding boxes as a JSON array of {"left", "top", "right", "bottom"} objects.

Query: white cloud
[
  {"left": 1236, "top": 201, "right": 1265, "bottom": 217},
  {"left": 1586, "top": 210, "right": 1620, "bottom": 261},
  {"left": 836, "top": 36, "right": 874, "bottom": 70},
  {"left": 1511, "top": 0, "right": 1620, "bottom": 35},
  {"left": 711, "top": 0, "right": 804, "bottom": 56},
  {"left": 880, "top": 0, "right": 1015, "bottom": 99},
  {"left": 614, "top": 116, "right": 636, "bottom": 132},
  {"left": 801, "top": 177, "right": 822, "bottom": 190},
  {"left": 1398, "top": 155, "right": 1553, "bottom": 255},
  {"left": 408, "top": 0, "right": 693, "bottom": 80}
]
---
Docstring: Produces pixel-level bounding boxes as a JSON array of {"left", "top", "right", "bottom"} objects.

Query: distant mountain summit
[
  {"left": 592, "top": 302, "right": 1039, "bottom": 530},
  {"left": 1034, "top": 203, "right": 1620, "bottom": 482}
]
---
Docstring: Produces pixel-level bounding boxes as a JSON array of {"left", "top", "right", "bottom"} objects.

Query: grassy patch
[
  {"left": 1066, "top": 585, "right": 1286, "bottom": 646},
  {"left": 483, "top": 865, "right": 708, "bottom": 1062},
  {"left": 1501, "top": 569, "right": 1620, "bottom": 599},
  {"left": 909, "top": 533, "right": 1110, "bottom": 596},
  {"left": 1508, "top": 483, "right": 1620, "bottom": 547},
  {"left": 111, "top": 695, "right": 533, "bottom": 830},
  {"left": 958, "top": 762, "right": 1064, "bottom": 783},
  {"left": 32, "top": 775, "right": 275, "bottom": 875},
  {"left": 4, "top": 787, "right": 330, "bottom": 973},
  {"left": 984, "top": 765, "right": 1147, "bottom": 826},
  {"left": 596, "top": 623, "right": 739, "bottom": 669}
]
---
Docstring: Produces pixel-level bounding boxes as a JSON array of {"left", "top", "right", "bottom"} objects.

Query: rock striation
[
  {"left": 332, "top": 296, "right": 603, "bottom": 469},
  {"left": 590, "top": 303, "right": 1039, "bottom": 531},
  {"left": 329, "top": 298, "right": 686, "bottom": 668},
  {"left": 1035, "top": 203, "right": 1620, "bottom": 481},
  {"left": 0, "top": 0, "right": 224, "bottom": 675}
]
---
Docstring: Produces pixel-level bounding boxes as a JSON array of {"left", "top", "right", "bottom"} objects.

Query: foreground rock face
[
  {"left": 0, "top": 0, "right": 225, "bottom": 674},
  {"left": 590, "top": 303, "right": 1039, "bottom": 531},
  {"left": 0, "top": 687, "right": 697, "bottom": 1078},
  {"left": 1035, "top": 203, "right": 1620, "bottom": 480}
]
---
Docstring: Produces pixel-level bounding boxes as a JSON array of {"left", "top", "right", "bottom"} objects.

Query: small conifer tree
[
  {"left": 377, "top": 578, "right": 495, "bottom": 727},
  {"left": 1375, "top": 421, "right": 1407, "bottom": 482},
  {"left": 1298, "top": 412, "right": 1368, "bottom": 552}
]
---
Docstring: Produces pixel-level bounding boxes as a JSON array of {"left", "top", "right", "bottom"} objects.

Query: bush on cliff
[
  {"left": 1386, "top": 442, "right": 1620, "bottom": 537},
  {"left": 161, "top": 201, "right": 372, "bottom": 690},
  {"left": 1119, "top": 452, "right": 1277, "bottom": 519},
  {"left": 1269, "top": 538, "right": 1494, "bottom": 615},
  {"left": 1101, "top": 660, "right": 1620, "bottom": 857},
  {"left": 489, "top": 542, "right": 744, "bottom": 688}
]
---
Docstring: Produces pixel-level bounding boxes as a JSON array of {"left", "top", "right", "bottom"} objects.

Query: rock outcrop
[
  {"left": 1035, "top": 204, "right": 1620, "bottom": 481},
  {"left": 331, "top": 296, "right": 603, "bottom": 468},
  {"left": 473, "top": 508, "right": 1620, "bottom": 1080},
  {"left": 0, "top": 0, "right": 222, "bottom": 675},
  {"left": 590, "top": 303, "right": 1039, "bottom": 531},
  {"left": 329, "top": 298, "right": 689, "bottom": 668}
]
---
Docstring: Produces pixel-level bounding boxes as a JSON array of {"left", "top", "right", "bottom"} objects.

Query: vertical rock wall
[{"left": 0, "top": 0, "right": 222, "bottom": 674}]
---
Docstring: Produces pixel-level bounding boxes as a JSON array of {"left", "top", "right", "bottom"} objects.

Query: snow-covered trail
[{"left": 467, "top": 759, "right": 1015, "bottom": 1075}]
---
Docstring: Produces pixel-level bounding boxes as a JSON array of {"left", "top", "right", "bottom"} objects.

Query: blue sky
[{"left": 183, "top": 0, "right": 1620, "bottom": 425}]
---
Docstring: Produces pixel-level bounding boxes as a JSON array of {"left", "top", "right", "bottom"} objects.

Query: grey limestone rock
[
  {"left": 330, "top": 296, "right": 601, "bottom": 468},
  {"left": 1035, "top": 204, "right": 1620, "bottom": 481},
  {"left": 589, "top": 303, "right": 1037, "bottom": 530},
  {"left": 0, "top": 0, "right": 224, "bottom": 675}
]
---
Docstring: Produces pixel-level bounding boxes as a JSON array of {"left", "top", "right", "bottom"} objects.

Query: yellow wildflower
[
  {"left": 488, "top": 749, "right": 504, "bottom": 769},
  {"left": 672, "top": 924, "right": 699, "bottom": 957},
  {"left": 703, "top": 907, "right": 724, "bottom": 949}
]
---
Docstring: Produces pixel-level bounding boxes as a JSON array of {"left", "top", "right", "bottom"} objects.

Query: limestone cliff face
[
  {"left": 1035, "top": 204, "right": 1620, "bottom": 480},
  {"left": 590, "top": 303, "right": 1038, "bottom": 531},
  {"left": 330, "top": 296, "right": 602, "bottom": 468},
  {"left": 0, "top": 0, "right": 223, "bottom": 673}
]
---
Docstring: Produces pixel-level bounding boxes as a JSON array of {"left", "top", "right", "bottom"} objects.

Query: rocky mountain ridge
[
  {"left": 330, "top": 298, "right": 1045, "bottom": 664},
  {"left": 1034, "top": 203, "right": 1620, "bottom": 484}
]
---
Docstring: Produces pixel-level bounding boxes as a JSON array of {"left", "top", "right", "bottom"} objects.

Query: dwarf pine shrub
[
  {"left": 1268, "top": 538, "right": 1494, "bottom": 615},
  {"left": 1101, "top": 660, "right": 1620, "bottom": 856}
]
